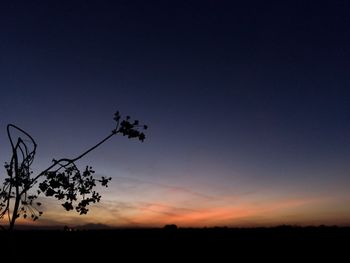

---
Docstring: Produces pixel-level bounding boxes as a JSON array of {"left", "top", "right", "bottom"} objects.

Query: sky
[{"left": 1, "top": 0, "right": 350, "bottom": 228}]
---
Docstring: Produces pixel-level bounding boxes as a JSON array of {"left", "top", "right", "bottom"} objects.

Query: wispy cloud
[
  {"left": 11, "top": 178, "right": 349, "bottom": 228},
  {"left": 125, "top": 197, "right": 320, "bottom": 227},
  {"left": 111, "top": 176, "right": 216, "bottom": 200}
]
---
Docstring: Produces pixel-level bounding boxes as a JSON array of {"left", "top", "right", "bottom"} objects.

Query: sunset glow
[{"left": 1, "top": 1, "right": 350, "bottom": 229}]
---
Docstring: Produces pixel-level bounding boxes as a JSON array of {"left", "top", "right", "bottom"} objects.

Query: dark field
[{"left": 2, "top": 226, "right": 349, "bottom": 261}]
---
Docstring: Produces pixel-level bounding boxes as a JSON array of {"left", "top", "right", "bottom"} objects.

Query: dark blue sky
[{"left": 1, "top": 0, "right": 350, "bottom": 226}]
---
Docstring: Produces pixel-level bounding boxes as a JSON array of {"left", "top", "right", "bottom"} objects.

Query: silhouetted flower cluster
[
  {"left": 0, "top": 110, "right": 147, "bottom": 230},
  {"left": 112, "top": 111, "right": 147, "bottom": 142},
  {"left": 38, "top": 165, "right": 111, "bottom": 215}
]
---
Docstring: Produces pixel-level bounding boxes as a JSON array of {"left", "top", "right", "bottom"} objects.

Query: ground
[{"left": 1, "top": 226, "right": 349, "bottom": 261}]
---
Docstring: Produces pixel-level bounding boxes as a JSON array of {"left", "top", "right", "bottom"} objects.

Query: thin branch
[
  {"left": 20, "top": 131, "right": 117, "bottom": 196},
  {"left": 7, "top": 124, "right": 37, "bottom": 151},
  {"left": 17, "top": 142, "right": 26, "bottom": 166}
]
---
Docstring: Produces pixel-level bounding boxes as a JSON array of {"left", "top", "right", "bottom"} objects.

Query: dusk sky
[{"left": 1, "top": 0, "right": 350, "bottom": 227}]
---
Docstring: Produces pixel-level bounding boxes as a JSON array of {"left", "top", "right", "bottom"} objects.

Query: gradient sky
[{"left": 1, "top": 0, "right": 350, "bottom": 227}]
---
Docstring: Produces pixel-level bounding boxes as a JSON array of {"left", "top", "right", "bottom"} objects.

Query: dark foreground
[{"left": 1, "top": 226, "right": 349, "bottom": 261}]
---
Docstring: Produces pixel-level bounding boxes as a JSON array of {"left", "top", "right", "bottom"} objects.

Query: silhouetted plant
[{"left": 0, "top": 111, "right": 147, "bottom": 231}]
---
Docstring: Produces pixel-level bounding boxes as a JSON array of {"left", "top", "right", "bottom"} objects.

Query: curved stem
[
  {"left": 9, "top": 140, "right": 20, "bottom": 231},
  {"left": 7, "top": 124, "right": 37, "bottom": 149}
]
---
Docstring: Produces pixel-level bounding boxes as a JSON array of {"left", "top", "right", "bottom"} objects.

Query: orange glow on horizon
[
  {"left": 3, "top": 186, "right": 350, "bottom": 228},
  {"left": 126, "top": 197, "right": 318, "bottom": 227}
]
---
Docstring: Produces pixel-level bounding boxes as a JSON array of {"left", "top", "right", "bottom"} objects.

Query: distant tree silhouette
[
  {"left": 0, "top": 111, "right": 147, "bottom": 231},
  {"left": 163, "top": 224, "right": 178, "bottom": 230}
]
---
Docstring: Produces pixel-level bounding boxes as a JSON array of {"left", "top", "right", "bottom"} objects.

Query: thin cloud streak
[
  {"left": 111, "top": 176, "right": 216, "bottom": 200},
  {"left": 127, "top": 197, "right": 321, "bottom": 227},
  {"left": 10, "top": 177, "right": 350, "bottom": 228}
]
